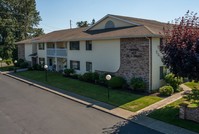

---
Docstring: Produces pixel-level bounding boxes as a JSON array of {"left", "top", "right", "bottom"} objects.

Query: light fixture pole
[
  {"left": 106, "top": 74, "right": 112, "bottom": 100},
  {"left": 0, "top": 58, "right": 2, "bottom": 68},
  {"left": 44, "top": 65, "right": 48, "bottom": 81},
  {"left": 14, "top": 60, "right": 17, "bottom": 73}
]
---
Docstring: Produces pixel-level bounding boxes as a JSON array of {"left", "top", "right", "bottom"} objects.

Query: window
[
  {"left": 70, "top": 41, "right": 80, "bottom": 50},
  {"left": 38, "top": 43, "right": 45, "bottom": 50},
  {"left": 105, "top": 20, "right": 115, "bottom": 29},
  {"left": 86, "top": 62, "right": 92, "bottom": 72},
  {"left": 86, "top": 41, "right": 92, "bottom": 50},
  {"left": 39, "top": 57, "right": 45, "bottom": 65},
  {"left": 160, "top": 66, "right": 166, "bottom": 79},
  {"left": 70, "top": 60, "right": 80, "bottom": 70},
  {"left": 47, "top": 43, "right": 55, "bottom": 48}
]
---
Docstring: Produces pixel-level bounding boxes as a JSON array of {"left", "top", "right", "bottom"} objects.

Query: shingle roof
[{"left": 16, "top": 14, "right": 168, "bottom": 44}]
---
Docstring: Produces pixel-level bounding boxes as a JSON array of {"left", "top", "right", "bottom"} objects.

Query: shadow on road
[{"left": 102, "top": 120, "right": 162, "bottom": 134}]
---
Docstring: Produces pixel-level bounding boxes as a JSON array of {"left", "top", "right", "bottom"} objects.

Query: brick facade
[
  {"left": 115, "top": 38, "right": 150, "bottom": 88},
  {"left": 17, "top": 44, "right": 25, "bottom": 60}
]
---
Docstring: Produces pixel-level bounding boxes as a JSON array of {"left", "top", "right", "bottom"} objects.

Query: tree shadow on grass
[{"left": 147, "top": 104, "right": 199, "bottom": 134}]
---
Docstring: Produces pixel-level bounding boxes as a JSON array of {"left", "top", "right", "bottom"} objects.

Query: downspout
[{"left": 146, "top": 37, "right": 152, "bottom": 93}]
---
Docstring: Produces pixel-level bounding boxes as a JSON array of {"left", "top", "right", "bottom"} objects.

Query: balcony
[{"left": 47, "top": 48, "right": 67, "bottom": 57}]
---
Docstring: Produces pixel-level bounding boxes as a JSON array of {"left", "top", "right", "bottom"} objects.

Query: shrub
[
  {"left": 159, "top": 85, "right": 174, "bottom": 96},
  {"left": 15, "top": 59, "right": 24, "bottom": 67},
  {"left": 4, "top": 59, "right": 12, "bottom": 65},
  {"left": 78, "top": 74, "right": 84, "bottom": 81},
  {"left": 92, "top": 72, "right": 99, "bottom": 83},
  {"left": 8, "top": 66, "right": 14, "bottom": 71},
  {"left": 184, "top": 87, "right": 199, "bottom": 104},
  {"left": 97, "top": 73, "right": 108, "bottom": 86},
  {"left": 82, "top": 72, "right": 93, "bottom": 82},
  {"left": 164, "top": 73, "right": 183, "bottom": 92},
  {"left": 28, "top": 67, "right": 33, "bottom": 71},
  {"left": 32, "top": 64, "right": 43, "bottom": 71},
  {"left": 19, "top": 62, "right": 29, "bottom": 68},
  {"left": 64, "top": 69, "right": 75, "bottom": 77},
  {"left": 108, "top": 76, "right": 126, "bottom": 89},
  {"left": 71, "top": 74, "right": 78, "bottom": 79},
  {"left": 130, "top": 77, "right": 146, "bottom": 91}
]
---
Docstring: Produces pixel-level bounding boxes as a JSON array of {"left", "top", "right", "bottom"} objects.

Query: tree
[
  {"left": 160, "top": 11, "right": 199, "bottom": 81},
  {"left": 0, "top": 0, "right": 43, "bottom": 59},
  {"left": 76, "top": 21, "right": 89, "bottom": 28},
  {"left": 91, "top": 19, "right": 95, "bottom": 25},
  {"left": 76, "top": 19, "right": 96, "bottom": 28},
  {"left": 31, "top": 28, "right": 44, "bottom": 37}
]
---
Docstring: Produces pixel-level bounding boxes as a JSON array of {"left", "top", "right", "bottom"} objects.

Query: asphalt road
[{"left": 0, "top": 74, "right": 162, "bottom": 134}]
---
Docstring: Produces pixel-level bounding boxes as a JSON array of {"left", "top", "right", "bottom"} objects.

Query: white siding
[
  {"left": 67, "top": 39, "right": 120, "bottom": 74},
  {"left": 151, "top": 38, "right": 165, "bottom": 90},
  {"left": 25, "top": 43, "right": 32, "bottom": 61},
  {"left": 90, "top": 17, "right": 133, "bottom": 30},
  {"left": 37, "top": 43, "right": 47, "bottom": 64}
]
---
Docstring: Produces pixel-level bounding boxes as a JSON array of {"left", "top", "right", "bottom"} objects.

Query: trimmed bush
[
  {"left": 92, "top": 72, "right": 99, "bottom": 82},
  {"left": 82, "top": 72, "right": 93, "bottom": 82},
  {"left": 8, "top": 66, "right": 14, "bottom": 71},
  {"left": 164, "top": 73, "right": 183, "bottom": 92},
  {"left": 71, "top": 74, "right": 78, "bottom": 79},
  {"left": 97, "top": 73, "right": 108, "bottom": 86},
  {"left": 159, "top": 85, "right": 174, "bottom": 96},
  {"left": 19, "top": 62, "right": 29, "bottom": 68},
  {"left": 4, "top": 59, "right": 12, "bottom": 65},
  {"left": 130, "top": 77, "right": 146, "bottom": 91},
  {"left": 15, "top": 59, "right": 24, "bottom": 67},
  {"left": 32, "top": 64, "right": 43, "bottom": 71},
  {"left": 64, "top": 69, "right": 75, "bottom": 77},
  {"left": 78, "top": 74, "right": 84, "bottom": 81},
  {"left": 108, "top": 76, "right": 126, "bottom": 89}
]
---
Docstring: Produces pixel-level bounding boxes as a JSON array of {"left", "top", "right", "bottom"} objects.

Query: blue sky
[{"left": 35, "top": 0, "right": 199, "bottom": 33}]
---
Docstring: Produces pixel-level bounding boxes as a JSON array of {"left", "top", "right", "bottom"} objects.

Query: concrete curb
[{"left": 3, "top": 73, "right": 129, "bottom": 121}]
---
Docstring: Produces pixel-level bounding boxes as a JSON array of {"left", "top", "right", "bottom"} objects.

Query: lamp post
[
  {"left": 44, "top": 65, "right": 48, "bottom": 81},
  {"left": 14, "top": 60, "right": 17, "bottom": 73},
  {"left": 106, "top": 74, "right": 112, "bottom": 100},
  {"left": 0, "top": 58, "right": 2, "bottom": 68}
]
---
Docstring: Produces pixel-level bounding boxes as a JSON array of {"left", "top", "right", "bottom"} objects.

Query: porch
[{"left": 47, "top": 57, "right": 67, "bottom": 72}]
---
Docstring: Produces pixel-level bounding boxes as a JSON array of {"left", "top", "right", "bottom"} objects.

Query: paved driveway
[{"left": 0, "top": 74, "right": 162, "bottom": 134}]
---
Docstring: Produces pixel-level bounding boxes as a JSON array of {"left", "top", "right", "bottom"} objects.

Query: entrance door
[
  {"left": 49, "top": 58, "right": 53, "bottom": 66},
  {"left": 32, "top": 57, "right": 37, "bottom": 66}
]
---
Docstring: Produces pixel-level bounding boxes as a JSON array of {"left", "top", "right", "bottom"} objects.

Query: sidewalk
[
  {"left": 135, "top": 84, "right": 191, "bottom": 115},
  {"left": 1, "top": 72, "right": 197, "bottom": 134}
]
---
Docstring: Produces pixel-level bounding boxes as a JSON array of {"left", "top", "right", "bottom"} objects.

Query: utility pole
[{"left": 70, "top": 20, "right": 72, "bottom": 29}]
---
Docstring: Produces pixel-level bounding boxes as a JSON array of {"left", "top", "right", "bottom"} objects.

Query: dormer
[{"left": 86, "top": 14, "right": 141, "bottom": 31}]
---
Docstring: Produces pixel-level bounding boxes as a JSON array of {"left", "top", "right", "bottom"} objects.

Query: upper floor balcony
[
  {"left": 46, "top": 42, "right": 67, "bottom": 58},
  {"left": 47, "top": 48, "right": 67, "bottom": 58}
]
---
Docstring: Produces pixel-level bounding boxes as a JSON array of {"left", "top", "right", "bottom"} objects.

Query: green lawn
[
  {"left": 185, "top": 82, "right": 199, "bottom": 89},
  {"left": 148, "top": 99, "right": 199, "bottom": 133},
  {"left": 16, "top": 70, "right": 162, "bottom": 112}
]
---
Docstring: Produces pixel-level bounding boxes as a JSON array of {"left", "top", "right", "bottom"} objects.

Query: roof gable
[
  {"left": 16, "top": 14, "right": 168, "bottom": 44},
  {"left": 86, "top": 14, "right": 141, "bottom": 31}
]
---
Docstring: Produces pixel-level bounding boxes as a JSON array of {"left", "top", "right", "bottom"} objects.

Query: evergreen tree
[{"left": 0, "top": 0, "right": 43, "bottom": 59}]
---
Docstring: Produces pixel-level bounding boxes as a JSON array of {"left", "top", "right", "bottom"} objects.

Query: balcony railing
[{"left": 47, "top": 48, "right": 67, "bottom": 57}]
